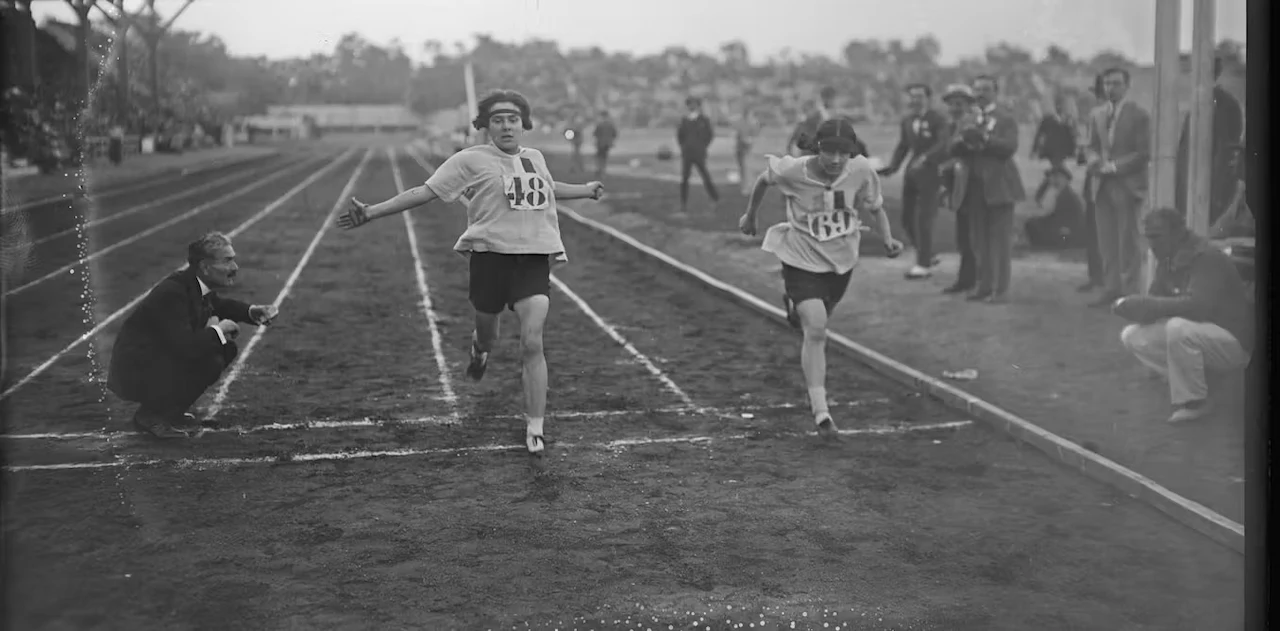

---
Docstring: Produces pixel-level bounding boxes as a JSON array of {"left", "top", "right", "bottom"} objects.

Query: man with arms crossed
[
  {"left": 738, "top": 119, "right": 903, "bottom": 438},
  {"left": 338, "top": 90, "right": 604, "bottom": 455}
]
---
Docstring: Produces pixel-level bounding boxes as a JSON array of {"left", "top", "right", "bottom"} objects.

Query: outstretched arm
[
  {"left": 738, "top": 171, "right": 773, "bottom": 235},
  {"left": 554, "top": 181, "right": 605, "bottom": 200},
  {"left": 337, "top": 184, "right": 440, "bottom": 229}
]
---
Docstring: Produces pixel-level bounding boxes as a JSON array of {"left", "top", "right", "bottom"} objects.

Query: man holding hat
[{"left": 937, "top": 83, "right": 980, "bottom": 294}]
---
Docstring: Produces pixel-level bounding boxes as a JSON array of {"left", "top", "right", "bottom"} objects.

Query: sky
[{"left": 32, "top": 0, "right": 1248, "bottom": 66}]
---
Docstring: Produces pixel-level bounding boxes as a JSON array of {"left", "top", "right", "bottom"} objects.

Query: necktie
[{"left": 200, "top": 292, "right": 214, "bottom": 324}]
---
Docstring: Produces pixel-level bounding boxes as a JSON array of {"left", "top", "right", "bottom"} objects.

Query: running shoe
[
  {"left": 465, "top": 339, "right": 489, "bottom": 381},
  {"left": 816, "top": 413, "right": 839, "bottom": 440},
  {"left": 526, "top": 432, "right": 545, "bottom": 454}
]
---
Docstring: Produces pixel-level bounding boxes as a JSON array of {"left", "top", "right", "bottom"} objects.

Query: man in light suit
[
  {"left": 108, "top": 232, "right": 278, "bottom": 438},
  {"left": 947, "top": 75, "right": 1026, "bottom": 303},
  {"left": 1087, "top": 67, "right": 1151, "bottom": 307}
]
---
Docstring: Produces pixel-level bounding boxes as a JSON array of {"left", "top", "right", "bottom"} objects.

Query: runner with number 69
[
  {"left": 738, "top": 118, "right": 903, "bottom": 439},
  {"left": 336, "top": 89, "right": 604, "bottom": 455}
]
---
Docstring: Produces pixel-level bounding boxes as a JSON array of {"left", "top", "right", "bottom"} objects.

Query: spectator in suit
[
  {"left": 938, "top": 83, "right": 980, "bottom": 294},
  {"left": 877, "top": 83, "right": 949, "bottom": 280},
  {"left": 1115, "top": 207, "right": 1253, "bottom": 423},
  {"left": 1024, "top": 164, "right": 1086, "bottom": 249},
  {"left": 676, "top": 96, "right": 719, "bottom": 213},
  {"left": 1076, "top": 72, "right": 1107, "bottom": 292},
  {"left": 1087, "top": 67, "right": 1151, "bottom": 307},
  {"left": 733, "top": 105, "right": 761, "bottom": 194},
  {"left": 592, "top": 109, "right": 618, "bottom": 179},
  {"left": 107, "top": 232, "right": 278, "bottom": 438},
  {"left": 948, "top": 75, "right": 1026, "bottom": 303},
  {"left": 1176, "top": 57, "right": 1244, "bottom": 227}
]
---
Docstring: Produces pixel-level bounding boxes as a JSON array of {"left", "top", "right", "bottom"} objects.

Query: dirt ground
[
  {"left": 2, "top": 144, "right": 1243, "bottom": 630},
  {"left": 532, "top": 130, "right": 1248, "bottom": 526}
]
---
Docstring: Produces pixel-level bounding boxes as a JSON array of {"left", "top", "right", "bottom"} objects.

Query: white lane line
[
  {"left": 3, "top": 421, "right": 973, "bottom": 472},
  {"left": 200, "top": 148, "right": 375, "bottom": 420},
  {"left": 5, "top": 157, "right": 319, "bottom": 298},
  {"left": 0, "top": 149, "right": 357, "bottom": 403},
  {"left": 29, "top": 161, "right": 286, "bottom": 247},
  {"left": 549, "top": 276, "right": 696, "bottom": 409},
  {"left": 387, "top": 146, "right": 459, "bottom": 419},
  {"left": 0, "top": 399, "right": 899, "bottom": 442}
]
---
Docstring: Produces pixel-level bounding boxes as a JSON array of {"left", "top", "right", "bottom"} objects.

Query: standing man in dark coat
[
  {"left": 937, "top": 83, "right": 981, "bottom": 294},
  {"left": 592, "top": 109, "right": 619, "bottom": 179},
  {"left": 877, "top": 83, "right": 950, "bottom": 280},
  {"left": 949, "top": 74, "right": 1026, "bottom": 303},
  {"left": 108, "top": 231, "right": 278, "bottom": 437},
  {"left": 676, "top": 96, "right": 719, "bottom": 213},
  {"left": 1175, "top": 57, "right": 1244, "bottom": 227}
]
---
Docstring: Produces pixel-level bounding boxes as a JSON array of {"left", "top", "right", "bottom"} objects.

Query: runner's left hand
[
  {"left": 337, "top": 197, "right": 371, "bottom": 229},
  {"left": 884, "top": 238, "right": 904, "bottom": 258},
  {"left": 249, "top": 304, "right": 279, "bottom": 326},
  {"left": 586, "top": 181, "right": 605, "bottom": 200}
]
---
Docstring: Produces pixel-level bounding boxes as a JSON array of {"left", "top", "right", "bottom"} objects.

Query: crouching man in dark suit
[{"left": 108, "top": 231, "right": 278, "bottom": 438}]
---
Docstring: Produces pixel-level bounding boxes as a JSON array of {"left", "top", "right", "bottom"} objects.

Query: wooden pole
[
  {"left": 1185, "top": 0, "right": 1216, "bottom": 236},
  {"left": 1145, "top": 0, "right": 1181, "bottom": 292}
]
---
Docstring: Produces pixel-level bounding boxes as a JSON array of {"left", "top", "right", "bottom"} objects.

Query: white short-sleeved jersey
[
  {"left": 759, "top": 154, "right": 883, "bottom": 275},
  {"left": 426, "top": 144, "right": 567, "bottom": 259}
]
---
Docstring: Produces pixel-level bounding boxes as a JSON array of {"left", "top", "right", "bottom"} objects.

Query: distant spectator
[
  {"left": 877, "top": 83, "right": 949, "bottom": 280},
  {"left": 675, "top": 96, "right": 719, "bottom": 213},
  {"left": 1024, "top": 165, "right": 1085, "bottom": 249},
  {"left": 733, "top": 105, "right": 761, "bottom": 194},
  {"left": 1175, "top": 57, "right": 1244, "bottom": 228},
  {"left": 937, "top": 83, "right": 980, "bottom": 294},
  {"left": 1086, "top": 66, "right": 1151, "bottom": 308},
  {"left": 1030, "top": 95, "right": 1077, "bottom": 205},
  {"left": 592, "top": 109, "right": 618, "bottom": 178},
  {"left": 1076, "top": 72, "right": 1107, "bottom": 292},
  {"left": 948, "top": 74, "right": 1025, "bottom": 304},
  {"left": 1115, "top": 207, "right": 1253, "bottom": 424},
  {"left": 565, "top": 116, "right": 585, "bottom": 173}
]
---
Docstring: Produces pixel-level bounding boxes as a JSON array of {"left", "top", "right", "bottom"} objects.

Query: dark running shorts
[
  {"left": 468, "top": 251, "right": 552, "bottom": 314},
  {"left": 781, "top": 263, "right": 852, "bottom": 314}
]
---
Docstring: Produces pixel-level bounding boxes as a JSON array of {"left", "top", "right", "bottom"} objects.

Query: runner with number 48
[
  {"left": 337, "top": 89, "right": 605, "bottom": 455},
  {"left": 738, "top": 118, "right": 904, "bottom": 439}
]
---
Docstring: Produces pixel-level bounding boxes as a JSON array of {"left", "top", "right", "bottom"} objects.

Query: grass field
[{"left": 0, "top": 139, "right": 1242, "bottom": 629}]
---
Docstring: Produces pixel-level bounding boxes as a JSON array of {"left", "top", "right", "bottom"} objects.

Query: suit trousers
[
  {"left": 1094, "top": 179, "right": 1144, "bottom": 296},
  {"left": 960, "top": 178, "right": 1014, "bottom": 297},
  {"left": 116, "top": 342, "right": 238, "bottom": 415},
  {"left": 901, "top": 171, "right": 941, "bottom": 267},
  {"left": 680, "top": 153, "right": 719, "bottom": 204},
  {"left": 953, "top": 207, "right": 977, "bottom": 290}
]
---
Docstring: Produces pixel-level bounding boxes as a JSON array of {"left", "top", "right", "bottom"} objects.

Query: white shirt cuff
[{"left": 209, "top": 325, "right": 227, "bottom": 345}]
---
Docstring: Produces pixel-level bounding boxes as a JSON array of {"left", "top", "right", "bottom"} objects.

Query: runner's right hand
[
  {"left": 738, "top": 213, "right": 757, "bottom": 236},
  {"left": 336, "top": 197, "right": 371, "bottom": 229}
]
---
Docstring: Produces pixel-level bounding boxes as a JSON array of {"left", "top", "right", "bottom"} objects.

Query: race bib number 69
[
  {"left": 504, "top": 174, "right": 551, "bottom": 211},
  {"left": 807, "top": 209, "right": 858, "bottom": 242}
]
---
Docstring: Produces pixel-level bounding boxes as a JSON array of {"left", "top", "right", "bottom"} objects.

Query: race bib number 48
[
  {"left": 807, "top": 209, "right": 859, "bottom": 242},
  {"left": 504, "top": 173, "right": 551, "bottom": 211}
]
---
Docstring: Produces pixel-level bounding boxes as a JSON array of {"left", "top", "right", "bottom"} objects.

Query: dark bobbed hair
[{"left": 472, "top": 89, "right": 534, "bottom": 131}]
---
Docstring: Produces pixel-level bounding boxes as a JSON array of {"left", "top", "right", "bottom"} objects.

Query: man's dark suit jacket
[
  {"left": 1089, "top": 99, "right": 1151, "bottom": 201},
  {"left": 883, "top": 108, "right": 950, "bottom": 184},
  {"left": 949, "top": 103, "right": 1027, "bottom": 207},
  {"left": 676, "top": 114, "right": 714, "bottom": 159},
  {"left": 108, "top": 267, "right": 252, "bottom": 405}
]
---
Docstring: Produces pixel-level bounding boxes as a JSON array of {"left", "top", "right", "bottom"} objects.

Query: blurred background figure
[
  {"left": 1030, "top": 93, "right": 1078, "bottom": 206},
  {"left": 565, "top": 114, "right": 586, "bottom": 172},
  {"left": 593, "top": 109, "right": 618, "bottom": 178},
  {"left": 675, "top": 96, "right": 719, "bottom": 213},
  {"left": 1024, "top": 164, "right": 1086, "bottom": 250},
  {"left": 1175, "top": 57, "right": 1243, "bottom": 228},
  {"left": 733, "top": 104, "right": 760, "bottom": 194},
  {"left": 877, "top": 83, "right": 948, "bottom": 280},
  {"left": 1076, "top": 71, "right": 1107, "bottom": 293}
]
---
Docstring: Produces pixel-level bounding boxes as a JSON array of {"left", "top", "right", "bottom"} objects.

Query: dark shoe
[
  {"left": 942, "top": 284, "right": 973, "bottom": 294},
  {"left": 132, "top": 411, "right": 190, "bottom": 439},
  {"left": 465, "top": 337, "right": 489, "bottom": 381},
  {"left": 170, "top": 412, "right": 203, "bottom": 431},
  {"left": 1077, "top": 280, "right": 1100, "bottom": 293},
  {"left": 985, "top": 294, "right": 1008, "bottom": 304},
  {"left": 966, "top": 291, "right": 992, "bottom": 302}
]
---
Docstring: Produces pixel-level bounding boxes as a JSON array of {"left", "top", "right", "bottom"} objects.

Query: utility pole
[{"left": 1185, "top": 0, "right": 1216, "bottom": 237}]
